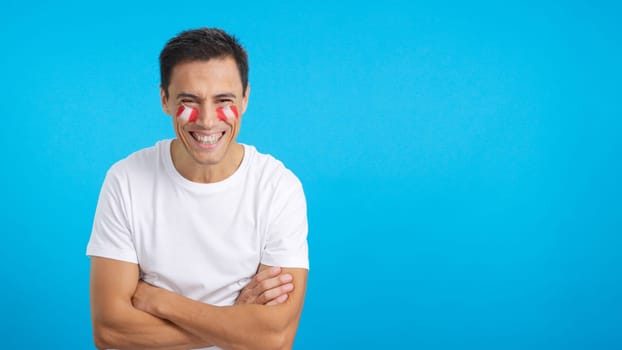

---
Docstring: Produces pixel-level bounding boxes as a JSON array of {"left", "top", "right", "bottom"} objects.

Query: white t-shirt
[{"left": 87, "top": 139, "right": 309, "bottom": 309}]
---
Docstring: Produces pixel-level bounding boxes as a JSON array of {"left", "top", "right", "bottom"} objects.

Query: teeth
[{"left": 193, "top": 132, "right": 221, "bottom": 144}]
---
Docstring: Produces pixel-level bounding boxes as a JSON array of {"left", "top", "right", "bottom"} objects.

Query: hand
[
  {"left": 236, "top": 266, "right": 294, "bottom": 306},
  {"left": 132, "top": 280, "right": 167, "bottom": 316}
]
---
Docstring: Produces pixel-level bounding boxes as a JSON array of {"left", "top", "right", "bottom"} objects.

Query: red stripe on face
[
  {"left": 216, "top": 105, "right": 239, "bottom": 121},
  {"left": 229, "top": 105, "right": 239, "bottom": 119},
  {"left": 187, "top": 107, "right": 198, "bottom": 122},
  {"left": 176, "top": 105, "right": 198, "bottom": 122}
]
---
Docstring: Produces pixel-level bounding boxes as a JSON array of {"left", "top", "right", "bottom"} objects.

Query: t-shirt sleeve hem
[
  {"left": 86, "top": 244, "right": 138, "bottom": 264},
  {"left": 260, "top": 256, "right": 309, "bottom": 270}
]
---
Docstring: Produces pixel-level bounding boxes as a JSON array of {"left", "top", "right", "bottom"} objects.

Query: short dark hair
[{"left": 159, "top": 28, "right": 249, "bottom": 98}]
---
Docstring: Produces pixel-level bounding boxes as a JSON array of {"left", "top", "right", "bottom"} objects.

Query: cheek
[
  {"left": 176, "top": 105, "right": 198, "bottom": 123},
  {"left": 216, "top": 105, "right": 239, "bottom": 122}
]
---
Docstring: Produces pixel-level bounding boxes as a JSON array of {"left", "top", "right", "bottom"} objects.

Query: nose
[{"left": 194, "top": 106, "right": 220, "bottom": 128}]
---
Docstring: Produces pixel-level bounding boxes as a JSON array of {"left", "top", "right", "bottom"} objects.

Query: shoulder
[
  {"left": 244, "top": 144, "right": 303, "bottom": 193},
  {"left": 106, "top": 140, "right": 169, "bottom": 181}
]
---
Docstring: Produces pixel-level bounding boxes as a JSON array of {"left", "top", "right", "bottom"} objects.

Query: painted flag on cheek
[
  {"left": 216, "top": 105, "right": 239, "bottom": 122},
  {"left": 176, "top": 105, "right": 198, "bottom": 122}
]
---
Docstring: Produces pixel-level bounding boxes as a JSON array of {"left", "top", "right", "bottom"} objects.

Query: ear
[
  {"left": 160, "top": 86, "right": 171, "bottom": 115},
  {"left": 240, "top": 83, "right": 251, "bottom": 115}
]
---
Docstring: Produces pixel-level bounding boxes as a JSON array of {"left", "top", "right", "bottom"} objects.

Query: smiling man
[{"left": 86, "top": 28, "right": 309, "bottom": 350}]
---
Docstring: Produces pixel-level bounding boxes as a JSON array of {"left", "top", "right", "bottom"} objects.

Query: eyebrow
[
  {"left": 176, "top": 93, "right": 201, "bottom": 101},
  {"left": 175, "top": 92, "right": 237, "bottom": 101},
  {"left": 214, "top": 93, "right": 237, "bottom": 99}
]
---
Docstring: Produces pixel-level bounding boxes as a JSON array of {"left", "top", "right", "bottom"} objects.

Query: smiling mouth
[{"left": 190, "top": 131, "right": 225, "bottom": 145}]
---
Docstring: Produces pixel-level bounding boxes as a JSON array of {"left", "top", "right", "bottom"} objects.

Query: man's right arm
[
  {"left": 90, "top": 256, "right": 208, "bottom": 349},
  {"left": 90, "top": 257, "right": 294, "bottom": 350}
]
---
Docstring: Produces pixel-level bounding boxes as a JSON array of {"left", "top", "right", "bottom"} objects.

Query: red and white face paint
[
  {"left": 176, "top": 104, "right": 238, "bottom": 123},
  {"left": 176, "top": 105, "right": 198, "bottom": 123},
  {"left": 216, "top": 105, "right": 239, "bottom": 122}
]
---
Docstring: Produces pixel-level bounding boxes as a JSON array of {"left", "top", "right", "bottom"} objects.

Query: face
[{"left": 161, "top": 57, "right": 249, "bottom": 171}]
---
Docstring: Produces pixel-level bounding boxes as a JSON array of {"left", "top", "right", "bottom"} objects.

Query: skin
[
  {"left": 91, "top": 57, "right": 308, "bottom": 350},
  {"left": 91, "top": 258, "right": 295, "bottom": 349},
  {"left": 163, "top": 57, "right": 249, "bottom": 184},
  {"left": 236, "top": 266, "right": 293, "bottom": 306},
  {"left": 132, "top": 266, "right": 307, "bottom": 350}
]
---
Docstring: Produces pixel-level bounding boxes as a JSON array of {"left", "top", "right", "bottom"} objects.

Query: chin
[{"left": 188, "top": 147, "right": 228, "bottom": 166}]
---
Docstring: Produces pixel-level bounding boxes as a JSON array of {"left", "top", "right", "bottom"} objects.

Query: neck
[{"left": 170, "top": 140, "right": 244, "bottom": 183}]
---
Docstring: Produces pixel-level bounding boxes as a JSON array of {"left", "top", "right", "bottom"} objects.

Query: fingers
[
  {"left": 266, "top": 293, "right": 289, "bottom": 306},
  {"left": 257, "top": 282, "right": 294, "bottom": 305},
  {"left": 236, "top": 266, "right": 295, "bottom": 306},
  {"left": 247, "top": 266, "right": 282, "bottom": 290},
  {"left": 236, "top": 268, "right": 281, "bottom": 304},
  {"left": 256, "top": 272, "right": 293, "bottom": 295}
]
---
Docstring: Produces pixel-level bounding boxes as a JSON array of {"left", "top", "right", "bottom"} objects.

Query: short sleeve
[
  {"left": 261, "top": 172, "right": 309, "bottom": 269},
  {"left": 86, "top": 165, "right": 138, "bottom": 264}
]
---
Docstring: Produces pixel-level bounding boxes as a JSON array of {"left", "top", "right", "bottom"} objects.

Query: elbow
[
  {"left": 265, "top": 324, "right": 297, "bottom": 350},
  {"left": 258, "top": 332, "right": 288, "bottom": 350},
  {"left": 93, "top": 335, "right": 109, "bottom": 350},
  {"left": 270, "top": 314, "right": 300, "bottom": 350},
  {"left": 92, "top": 322, "right": 119, "bottom": 350},
  {"left": 273, "top": 332, "right": 293, "bottom": 350},
  {"left": 92, "top": 323, "right": 110, "bottom": 350},
  {"left": 232, "top": 332, "right": 287, "bottom": 350},
  {"left": 234, "top": 306, "right": 301, "bottom": 350},
  {"left": 235, "top": 326, "right": 294, "bottom": 350}
]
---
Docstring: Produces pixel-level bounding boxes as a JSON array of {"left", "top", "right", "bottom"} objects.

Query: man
[{"left": 87, "top": 28, "right": 309, "bottom": 350}]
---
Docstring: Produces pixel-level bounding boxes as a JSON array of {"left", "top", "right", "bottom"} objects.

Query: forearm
[
  {"left": 154, "top": 296, "right": 295, "bottom": 350},
  {"left": 93, "top": 302, "right": 211, "bottom": 350},
  {"left": 131, "top": 267, "right": 307, "bottom": 350},
  {"left": 89, "top": 257, "right": 214, "bottom": 349}
]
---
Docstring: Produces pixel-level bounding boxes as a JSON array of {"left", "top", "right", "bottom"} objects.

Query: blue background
[{"left": 1, "top": 0, "right": 620, "bottom": 348}]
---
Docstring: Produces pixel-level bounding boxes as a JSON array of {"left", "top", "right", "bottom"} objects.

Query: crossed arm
[{"left": 90, "top": 257, "right": 307, "bottom": 350}]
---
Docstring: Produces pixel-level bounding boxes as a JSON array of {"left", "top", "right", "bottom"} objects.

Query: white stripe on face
[
  {"left": 177, "top": 105, "right": 196, "bottom": 122},
  {"left": 224, "top": 105, "right": 236, "bottom": 120}
]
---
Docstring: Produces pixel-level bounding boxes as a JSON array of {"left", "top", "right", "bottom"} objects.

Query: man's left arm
[{"left": 133, "top": 264, "right": 308, "bottom": 350}]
